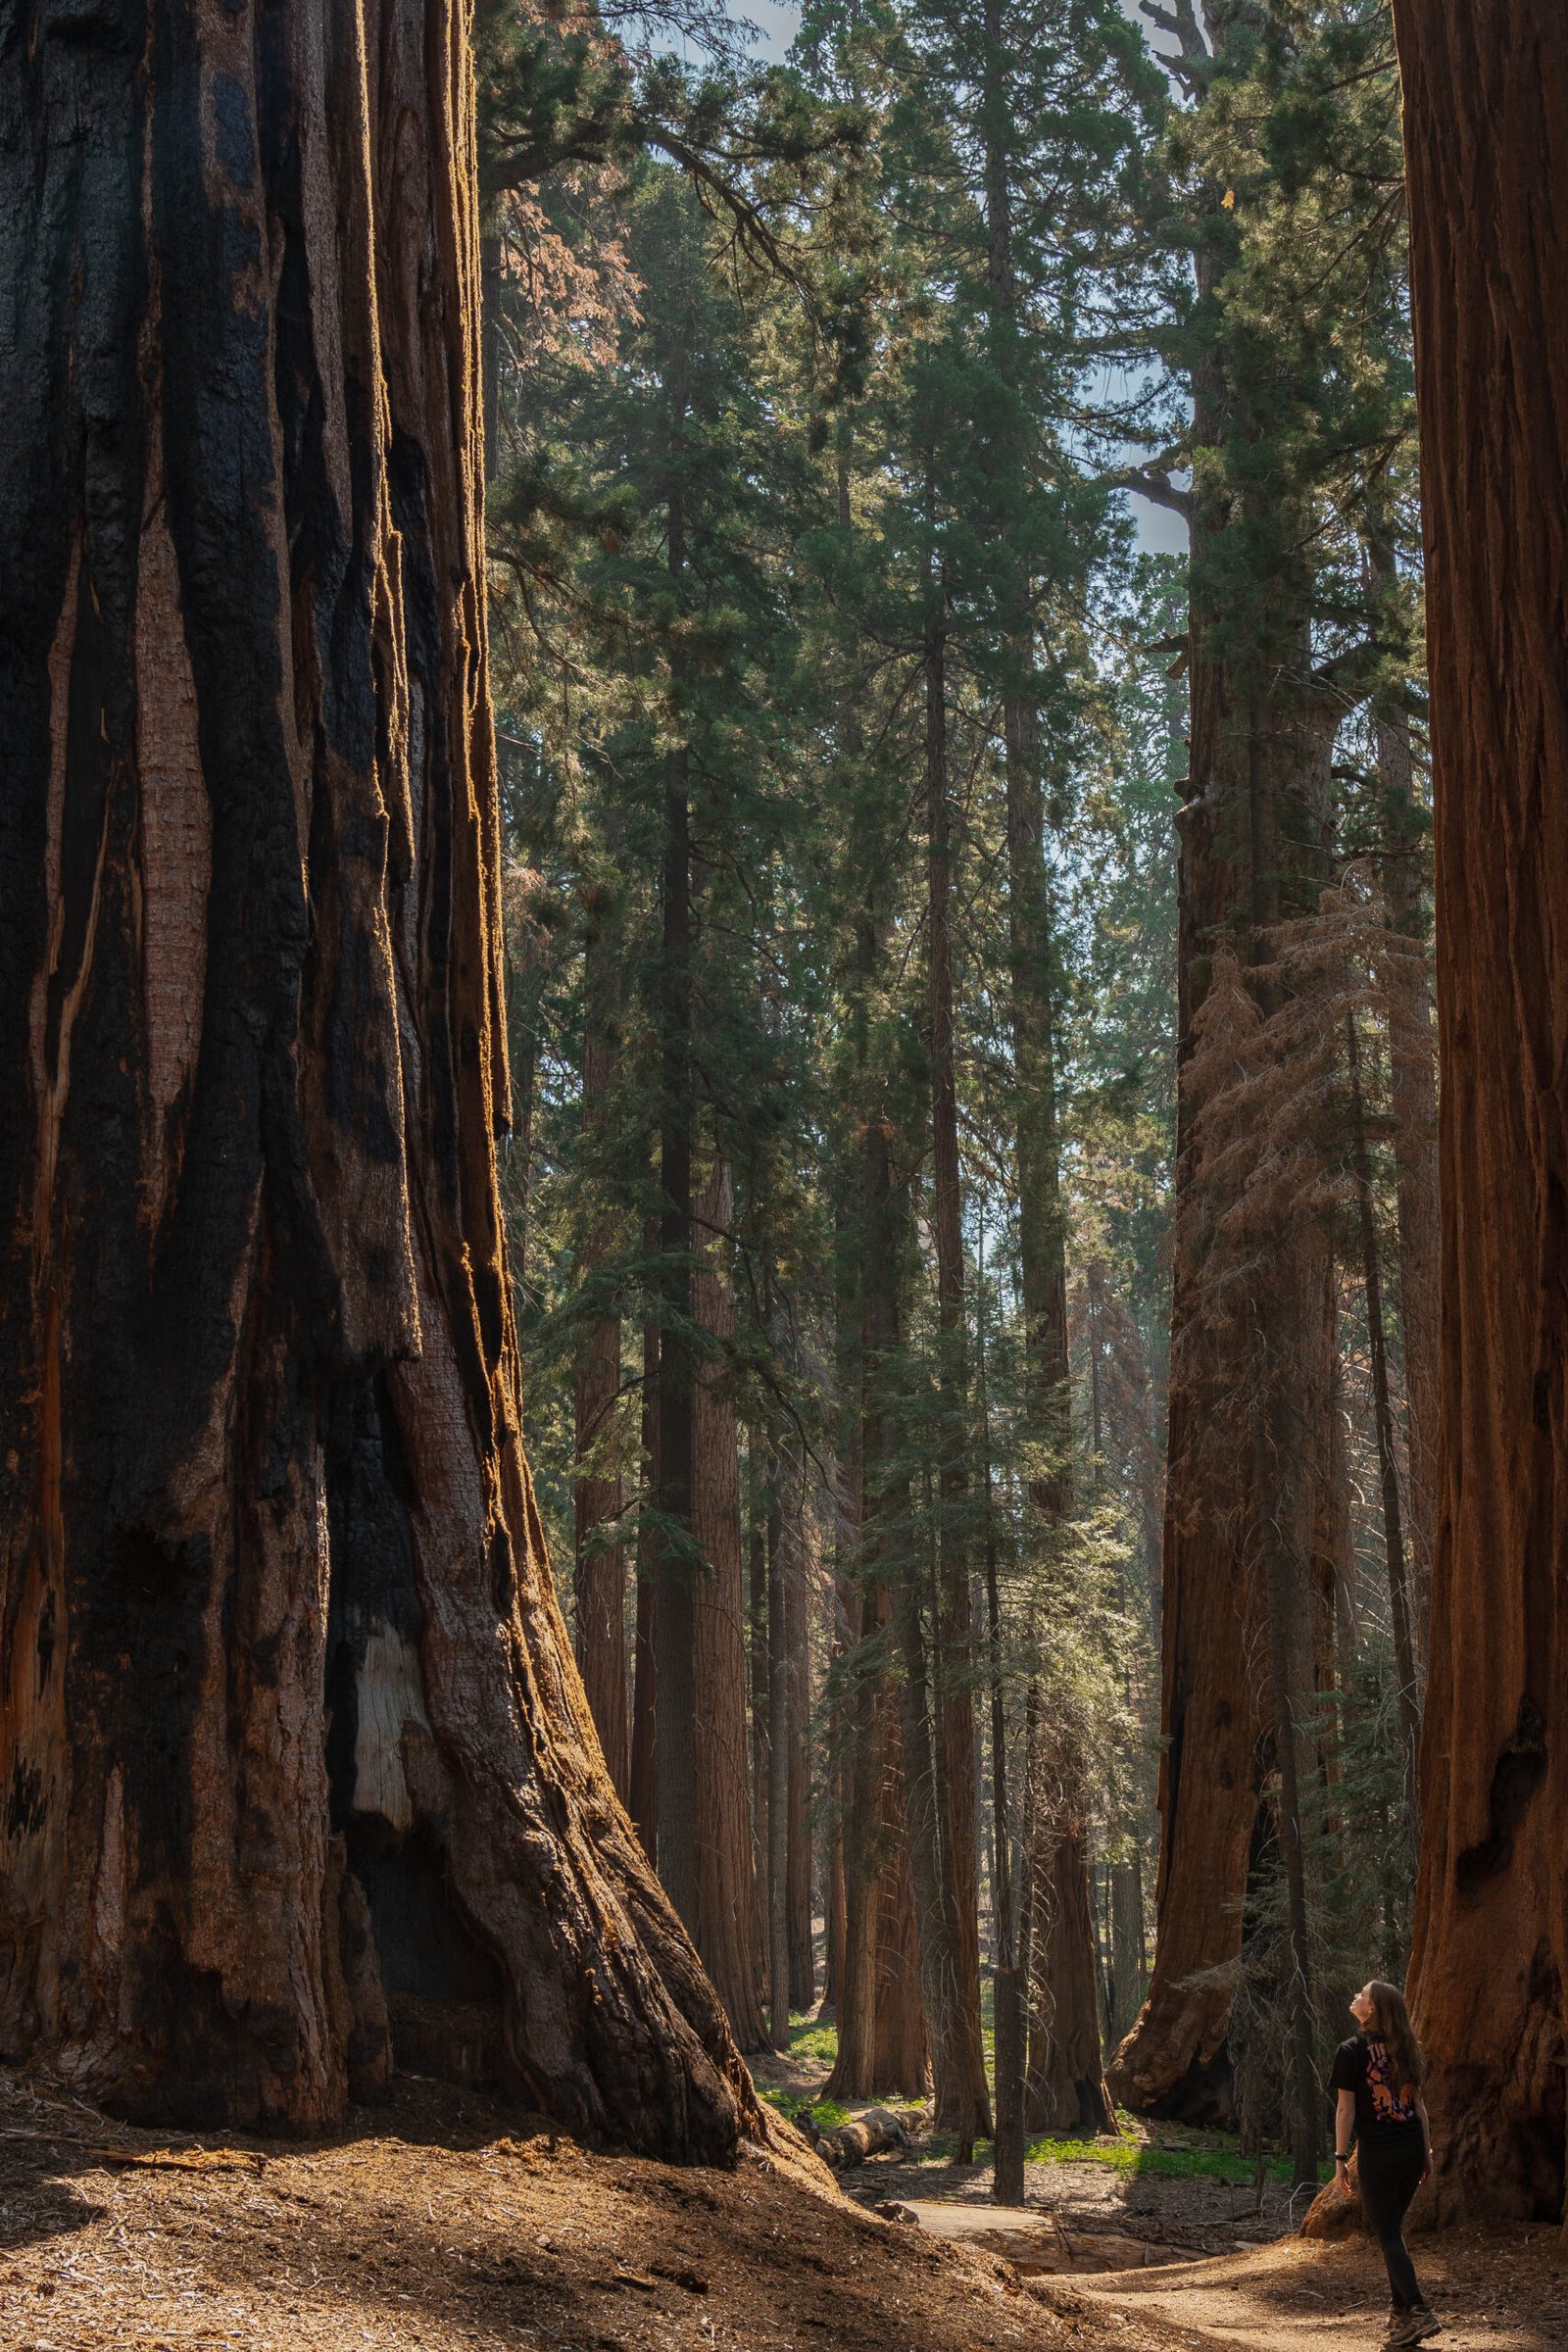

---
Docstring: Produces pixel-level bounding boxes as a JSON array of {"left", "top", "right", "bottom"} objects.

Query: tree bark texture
[
  {"left": 630, "top": 1281, "right": 660, "bottom": 1860},
  {"left": 1024, "top": 1811, "right": 1113, "bottom": 2138},
  {"left": 1107, "top": 634, "right": 1336, "bottom": 2125},
  {"left": 0, "top": 0, "right": 758, "bottom": 2157},
  {"left": 785, "top": 1498, "right": 815, "bottom": 2016},
  {"left": 924, "top": 610, "right": 992, "bottom": 2152},
  {"left": 573, "top": 894, "right": 629, "bottom": 1801},
  {"left": 1368, "top": 530, "right": 1440, "bottom": 1661},
  {"left": 1393, "top": 0, "right": 1568, "bottom": 2226},
  {"left": 691, "top": 1161, "right": 767, "bottom": 2050}
]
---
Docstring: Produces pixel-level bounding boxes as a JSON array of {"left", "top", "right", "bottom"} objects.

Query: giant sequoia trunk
[
  {"left": 0, "top": 0, "right": 757, "bottom": 2155},
  {"left": 1393, "top": 0, "right": 1568, "bottom": 2226},
  {"left": 1107, "top": 611, "right": 1337, "bottom": 2124}
]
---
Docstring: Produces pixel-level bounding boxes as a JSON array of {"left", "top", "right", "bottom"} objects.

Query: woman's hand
[
  {"left": 1336, "top": 2158, "right": 1352, "bottom": 2200},
  {"left": 1420, "top": 2148, "right": 1433, "bottom": 2186}
]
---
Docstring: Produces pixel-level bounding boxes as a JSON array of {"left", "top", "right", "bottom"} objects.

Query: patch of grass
[
  {"left": 1024, "top": 2130, "right": 1331, "bottom": 2185},
  {"left": 757, "top": 2085, "right": 852, "bottom": 2132},
  {"left": 787, "top": 2020, "right": 840, "bottom": 2066}
]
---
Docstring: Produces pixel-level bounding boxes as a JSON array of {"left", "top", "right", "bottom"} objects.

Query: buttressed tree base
[{"left": 0, "top": 0, "right": 757, "bottom": 2156}]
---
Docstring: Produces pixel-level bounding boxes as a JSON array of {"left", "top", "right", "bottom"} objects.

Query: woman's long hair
[{"left": 1366, "top": 1981, "right": 1425, "bottom": 2093}]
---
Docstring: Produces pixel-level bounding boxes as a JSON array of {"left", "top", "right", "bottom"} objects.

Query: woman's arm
[
  {"left": 1335, "top": 2089, "right": 1356, "bottom": 2195},
  {"left": 1415, "top": 2092, "right": 1433, "bottom": 2181}
]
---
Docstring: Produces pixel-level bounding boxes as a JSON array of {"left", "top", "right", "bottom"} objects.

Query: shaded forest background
[{"left": 479, "top": 0, "right": 1434, "bottom": 2188}]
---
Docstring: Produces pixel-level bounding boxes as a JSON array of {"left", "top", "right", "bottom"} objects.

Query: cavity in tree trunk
[
  {"left": 1393, "top": 0, "right": 1568, "bottom": 2227},
  {"left": 0, "top": 0, "right": 756, "bottom": 2156}
]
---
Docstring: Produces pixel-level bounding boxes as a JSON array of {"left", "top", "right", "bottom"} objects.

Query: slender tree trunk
[
  {"left": 1023, "top": 1794, "right": 1114, "bottom": 2138},
  {"left": 766, "top": 1427, "right": 792, "bottom": 2050},
  {"left": 1393, "top": 0, "right": 1568, "bottom": 2226},
  {"left": 826, "top": 914, "right": 929, "bottom": 2102},
  {"left": 748, "top": 1494, "right": 770, "bottom": 1950},
  {"left": 692, "top": 1161, "right": 768, "bottom": 2049},
  {"left": 924, "top": 575, "right": 992, "bottom": 2155},
  {"left": 574, "top": 894, "right": 629, "bottom": 1800},
  {"left": 0, "top": 0, "right": 758, "bottom": 2155},
  {"left": 1346, "top": 1009, "right": 1421, "bottom": 1810},
  {"left": 630, "top": 1257, "right": 660, "bottom": 1860},
  {"left": 786, "top": 1485, "right": 815, "bottom": 2013},
  {"left": 654, "top": 383, "right": 698, "bottom": 1929},
  {"left": 1367, "top": 521, "right": 1440, "bottom": 1662},
  {"left": 1109, "top": 1858, "right": 1146, "bottom": 2044}
]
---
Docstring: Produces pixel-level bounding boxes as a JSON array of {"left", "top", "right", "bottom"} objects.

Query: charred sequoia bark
[
  {"left": 1393, "top": 0, "right": 1568, "bottom": 2227},
  {"left": 0, "top": 0, "right": 756, "bottom": 2156}
]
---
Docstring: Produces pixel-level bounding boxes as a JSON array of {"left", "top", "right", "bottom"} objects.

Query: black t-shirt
[{"left": 1330, "top": 2033, "right": 1423, "bottom": 2151}]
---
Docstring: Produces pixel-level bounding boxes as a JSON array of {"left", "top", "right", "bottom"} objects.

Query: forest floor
[{"left": 0, "top": 2059, "right": 1559, "bottom": 2352}]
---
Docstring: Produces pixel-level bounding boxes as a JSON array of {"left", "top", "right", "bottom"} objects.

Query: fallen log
[{"left": 811, "top": 2108, "right": 912, "bottom": 2169}]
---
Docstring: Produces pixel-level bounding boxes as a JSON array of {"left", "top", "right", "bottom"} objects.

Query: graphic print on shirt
[{"left": 1365, "top": 2036, "right": 1417, "bottom": 2127}]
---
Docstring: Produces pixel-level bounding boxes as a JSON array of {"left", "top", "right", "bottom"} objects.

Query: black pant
[{"left": 1358, "top": 2134, "right": 1427, "bottom": 2310}]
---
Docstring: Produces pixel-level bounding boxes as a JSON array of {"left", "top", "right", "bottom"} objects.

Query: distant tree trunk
[
  {"left": 1108, "top": 1857, "right": 1146, "bottom": 2044},
  {"left": 924, "top": 585, "right": 992, "bottom": 2155},
  {"left": 1346, "top": 1009, "right": 1421, "bottom": 1810},
  {"left": 1024, "top": 1797, "right": 1114, "bottom": 2138},
  {"left": 654, "top": 352, "right": 700, "bottom": 1925},
  {"left": 692, "top": 1161, "right": 768, "bottom": 2050},
  {"left": 574, "top": 893, "right": 629, "bottom": 1800},
  {"left": 827, "top": 914, "right": 929, "bottom": 2102},
  {"left": 1108, "top": 639, "right": 1337, "bottom": 2125},
  {"left": 1369, "top": 520, "right": 1440, "bottom": 1661},
  {"left": 748, "top": 1498, "right": 770, "bottom": 1939},
  {"left": 1393, "top": 0, "right": 1568, "bottom": 2227},
  {"left": 766, "top": 1419, "right": 792, "bottom": 2049},
  {"left": 630, "top": 1258, "right": 660, "bottom": 1860},
  {"left": 786, "top": 1485, "right": 816, "bottom": 2013},
  {"left": 0, "top": 0, "right": 757, "bottom": 2155}
]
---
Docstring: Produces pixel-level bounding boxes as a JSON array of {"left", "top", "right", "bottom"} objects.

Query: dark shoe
[{"left": 1390, "top": 2310, "right": 1441, "bottom": 2347}]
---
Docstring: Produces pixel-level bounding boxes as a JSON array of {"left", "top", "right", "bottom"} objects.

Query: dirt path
[{"left": 1062, "top": 2226, "right": 1565, "bottom": 2352}]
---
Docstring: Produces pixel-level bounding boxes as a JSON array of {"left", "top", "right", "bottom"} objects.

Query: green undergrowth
[
  {"left": 756, "top": 2017, "right": 850, "bottom": 2132},
  {"left": 921, "top": 2115, "right": 1330, "bottom": 2183}
]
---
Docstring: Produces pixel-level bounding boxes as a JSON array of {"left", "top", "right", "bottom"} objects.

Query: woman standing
[{"left": 1331, "top": 1981, "right": 1438, "bottom": 2346}]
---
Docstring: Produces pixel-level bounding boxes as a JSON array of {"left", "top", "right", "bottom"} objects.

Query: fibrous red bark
[
  {"left": 1393, "top": 0, "right": 1568, "bottom": 2226},
  {"left": 0, "top": 0, "right": 756, "bottom": 2156}
]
